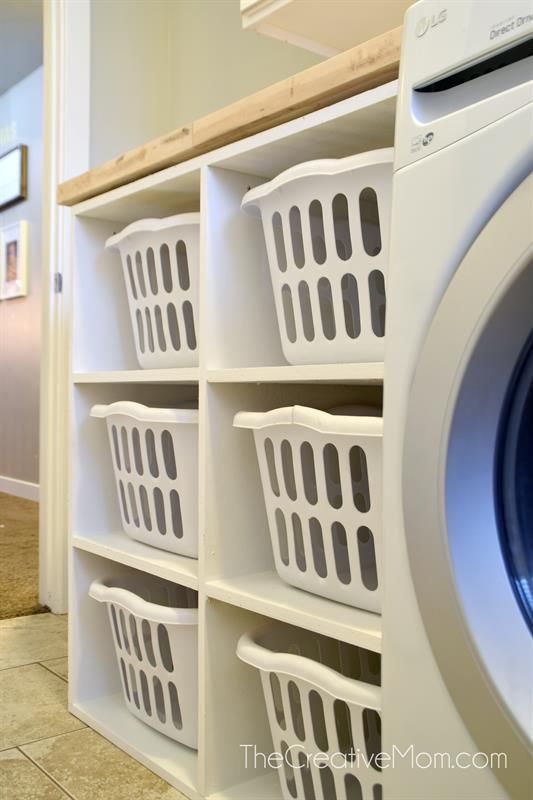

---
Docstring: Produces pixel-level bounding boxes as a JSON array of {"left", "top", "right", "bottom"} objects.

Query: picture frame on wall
[
  {"left": 0, "top": 145, "right": 28, "bottom": 211},
  {"left": 0, "top": 221, "right": 29, "bottom": 299}
]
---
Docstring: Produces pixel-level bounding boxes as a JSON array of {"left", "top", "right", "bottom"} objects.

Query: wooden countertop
[{"left": 57, "top": 26, "right": 401, "bottom": 207}]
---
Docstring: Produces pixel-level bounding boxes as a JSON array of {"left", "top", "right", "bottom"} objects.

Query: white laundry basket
[
  {"left": 91, "top": 402, "right": 198, "bottom": 557},
  {"left": 234, "top": 406, "right": 382, "bottom": 612},
  {"left": 242, "top": 150, "right": 392, "bottom": 365},
  {"left": 90, "top": 575, "right": 198, "bottom": 748},
  {"left": 237, "top": 623, "right": 382, "bottom": 800},
  {"left": 106, "top": 214, "right": 199, "bottom": 369}
]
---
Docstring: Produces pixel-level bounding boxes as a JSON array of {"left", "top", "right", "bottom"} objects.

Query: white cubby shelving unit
[{"left": 68, "top": 79, "right": 396, "bottom": 800}]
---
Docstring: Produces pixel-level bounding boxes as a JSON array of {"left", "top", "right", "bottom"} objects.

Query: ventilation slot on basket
[
  {"left": 345, "top": 774, "right": 363, "bottom": 800},
  {"left": 333, "top": 193, "right": 352, "bottom": 261},
  {"left": 275, "top": 509, "right": 290, "bottom": 566},
  {"left": 145, "top": 308, "right": 155, "bottom": 352},
  {"left": 153, "top": 676, "right": 166, "bottom": 723},
  {"left": 341, "top": 274, "right": 361, "bottom": 339},
  {"left": 332, "top": 522, "right": 351, "bottom": 585},
  {"left": 130, "top": 616, "right": 142, "bottom": 660},
  {"left": 160, "top": 431, "right": 176, "bottom": 479},
  {"left": 265, "top": 438, "right": 280, "bottom": 497},
  {"left": 324, "top": 444, "right": 342, "bottom": 508},
  {"left": 363, "top": 708, "right": 382, "bottom": 771},
  {"left": 309, "top": 199, "right": 326, "bottom": 264},
  {"left": 350, "top": 446, "right": 370, "bottom": 512},
  {"left": 300, "top": 442, "right": 318, "bottom": 504},
  {"left": 129, "top": 665, "right": 140, "bottom": 708},
  {"left": 139, "top": 485, "right": 152, "bottom": 531},
  {"left": 170, "top": 490, "right": 183, "bottom": 539},
  {"left": 161, "top": 244, "right": 173, "bottom": 292},
  {"left": 270, "top": 672, "right": 286, "bottom": 729},
  {"left": 310, "top": 689, "right": 328, "bottom": 751},
  {"left": 281, "top": 284, "right": 297, "bottom": 343},
  {"left": 358, "top": 527, "right": 378, "bottom": 591},
  {"left": 140, "top": 670, "right": 152, "bottom": 716},
  {"left": 167, "top": 304, "right": 181, "bottom": 350},
  {"left": 136, "top": 310, "right": 145, "bottom": 353},
  {"left": 142, "top": 620, "right": 156, "bottom": 667},
  {"left": 298, "top": 281, "right": 315, "bottom": 341},
  {"left": 154, "top": 306, "right": 167, "bottom": 352},
  {"left": 281, "top": 741, "right": 298, "bottom": 799},
  {"left": 369, "top": 270, "right": 386, "bottom": 337},
  {"left": 135, "top": 251, "right": 146, "bottom": 297},
  {"left": 288, "top": 680, "right": 305, "bottom": 741},
  {"left": 158, "top": 624, "right": 174, "bottom": 672},
  {"left": 154, "top": 487, "right": 167, "bottom": 535},
  {"left": 182, "top": 300, "right": 197, "bottom": 350},
  {"left": 111, "top": 426, "right": 121, "bottom": 469},
  {"left": 272, "top": 212, "right": 287, "bottom": 272},
  {"left": 334, "top": 699, "right": 355, "bottom": 756},
  {"left": 281, "top": 440, "right": 297, "bottom": 500},
  {"left": 176, "top": 241, "right": 190, "bottom": 290},
  {"left": 121, "top": 427, "right": 131, "bottom": 473},
  {"left": 310, "top": 518, "right": 327, "bottom": 578},
  {"left": 110, "top": 605, "right": 121, "bottom": 647},
  {"left": 298, "top": 751, "right": 316, "bottom": 799},
  {"left": 292, "top": 513, "right": 306, "bottom": 572},
  {"left": 147, "top": 247, "right": 158, "bottom": 293},
  {"left": 128, "top": 483, "right": 139, "bottom": 527},
  {"left": 120, "top": 658, "right": 130, "bottom": 701},
  {"left": 145, "top": 429, "right": 159, "bottom": 477},
  {"left": 289, "top": 206, "right": 305, "bottom": 268},
  {"left": 320, "top": 766, "right": 336, "bottom": 799},
  {"left": 318, "top": 277, "right": 336, "bottom": 340},
  {"left": 169, "top": 682, "right": 183, "bottom": 730},
  {"left": 359, "top": 188, "right": 381, "bottom": 256},
  {"left": 126, "top": 255, "right": 137, "bottom": 299}
]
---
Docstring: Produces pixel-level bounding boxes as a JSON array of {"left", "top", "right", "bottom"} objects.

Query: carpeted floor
[{"left": 0, "top": 492, "right": 48, "bottom": 620}]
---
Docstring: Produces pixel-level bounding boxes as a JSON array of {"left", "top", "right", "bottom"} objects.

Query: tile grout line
[
  {"left": 39, "top": 661, "right": 69, "bottom": 683},
  {"left": 0, "top": 657, "right": 68, "bottom": 674},
  {"left": 17, "top": 745, "right": 78, "bottom": 800}
]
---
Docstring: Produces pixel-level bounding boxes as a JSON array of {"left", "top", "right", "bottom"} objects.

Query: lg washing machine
[{"left": 384, "top": 1, "right": 533, "bottom": 798}]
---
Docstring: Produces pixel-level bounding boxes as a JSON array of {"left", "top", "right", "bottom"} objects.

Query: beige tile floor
[{"left": 0, "top": 613, "right": 188, "bottom": 799}]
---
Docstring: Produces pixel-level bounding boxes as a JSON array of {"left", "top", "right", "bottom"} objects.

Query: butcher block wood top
[{"left": 57, "top": 26, "right": 401, "bottom": 207}]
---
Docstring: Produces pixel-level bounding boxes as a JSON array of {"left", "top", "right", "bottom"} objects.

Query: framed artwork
[
  {"left": 0, "top": 145, "right": 28, "bottom": 211},
  {"left": 0, "top": 221, "right": 28, "bottom": 299}
]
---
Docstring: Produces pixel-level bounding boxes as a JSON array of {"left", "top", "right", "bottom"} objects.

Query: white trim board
[{"left": 0, "top": 475, "right": 40, "bottom": 502}]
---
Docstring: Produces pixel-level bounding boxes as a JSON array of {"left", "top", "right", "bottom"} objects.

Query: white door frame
[{"left": 40, "top": 0, "right": 90, "bottom": 613}]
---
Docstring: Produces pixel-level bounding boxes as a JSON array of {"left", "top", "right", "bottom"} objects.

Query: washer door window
[
  {"left": 402, "top": 173, "right": 533, "bottom": 798},
  {"left": 499, "top": 334, "right": 533, "bottom": 635}
]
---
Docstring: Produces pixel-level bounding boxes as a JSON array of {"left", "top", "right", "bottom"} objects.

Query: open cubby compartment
[
  {"left": 72, "top": 382, "right": 199, "bottom": 586},
  {"left": 72, "top": 166, "right": 201, "bottom": 375},
  {"left": 204, "top": 83, "right": 396, "bottom": 373},
  {"left": 201, "top": 600, "right": 284, "bottom": 799},
  {"left": 203, "top": 381, "right": 383, "bottom": 650},
  {"left": 201, "top": 601, "right": 382, "bottom": 800},
  {"left": 70, "top": 549, "right": 201, "bottom": 798}
]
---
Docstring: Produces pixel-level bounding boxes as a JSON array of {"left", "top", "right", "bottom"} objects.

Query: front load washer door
[{"left": 403, "top": 172, "right": 533, "bottom": 798}]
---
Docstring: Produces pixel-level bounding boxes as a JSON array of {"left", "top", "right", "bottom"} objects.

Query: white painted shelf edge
[
  {"left": 206, "top": 571, "right": 382, "bottom": 652},
  {"left": 72, "top": 533, "right": 199, "bottom": 589}
]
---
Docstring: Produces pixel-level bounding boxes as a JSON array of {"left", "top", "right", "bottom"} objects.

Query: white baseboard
[{"left": 0, "top": 475, "right": 40, "bottom": 502}]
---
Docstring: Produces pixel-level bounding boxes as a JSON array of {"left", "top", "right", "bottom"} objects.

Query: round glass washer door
[
  {"left": 402, "top": 173, "right": 533, "bottom": 799},
  {"left": 498, "top": 332, "right": 533, "bottom": 635}
]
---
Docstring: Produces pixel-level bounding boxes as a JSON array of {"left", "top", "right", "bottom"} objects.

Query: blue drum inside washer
[{"left": 497, "top": 332, "right": 533, "bottom": 635}]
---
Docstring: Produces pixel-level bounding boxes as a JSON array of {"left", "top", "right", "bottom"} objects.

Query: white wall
[
  {"left": 168, "top": 0, "right": 322, "bottom": 128},
  {"left": 0, "top": 66, "right": 43, "bottom": 489},
  {"left": 89, "top": 0, "right": 321, "bottom": 167}
]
